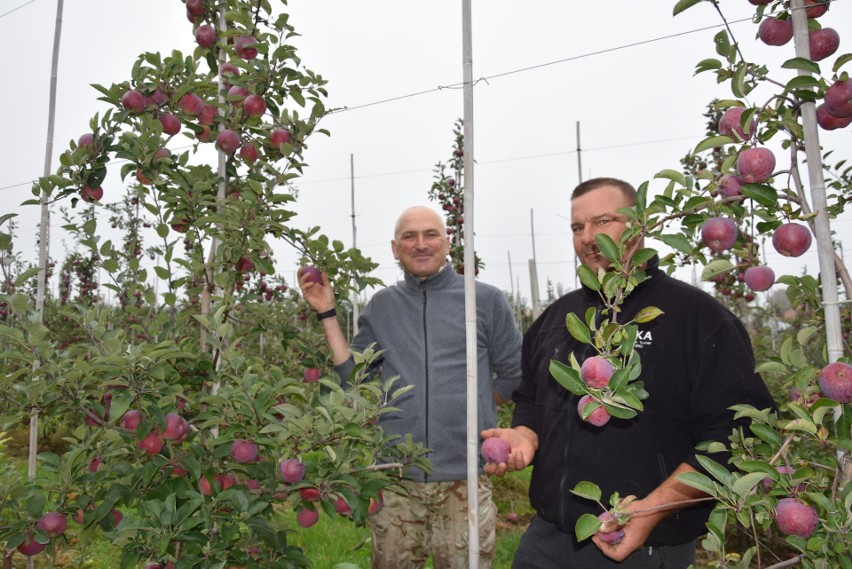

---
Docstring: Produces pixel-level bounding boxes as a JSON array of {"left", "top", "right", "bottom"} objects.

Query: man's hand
[
  {"left": 480, "top": 426, "right": 538, "bottom": 477},
  {"left": 591, "top": 497, "right": 663, "bottom": 561},
  {"left": 297, "top": 267, "right": 335, "bottom": 313}
]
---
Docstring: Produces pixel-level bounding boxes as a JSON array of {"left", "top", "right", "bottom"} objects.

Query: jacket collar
[{"left": 403, "top": 261, "right": 456, "bottom": 290}]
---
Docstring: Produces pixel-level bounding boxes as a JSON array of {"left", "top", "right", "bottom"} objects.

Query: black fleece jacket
[{"left": 512, "top": 258, "right": 775, "bottom": 546}]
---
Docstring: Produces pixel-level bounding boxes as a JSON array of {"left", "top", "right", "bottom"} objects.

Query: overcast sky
[{"left": 1, "top": 0, "right": 850, "bottom": 305}]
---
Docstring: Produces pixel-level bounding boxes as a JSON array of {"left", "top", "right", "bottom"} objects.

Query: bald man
[{"left": 299, "top": 206, "right": 522, "bottom": 568}]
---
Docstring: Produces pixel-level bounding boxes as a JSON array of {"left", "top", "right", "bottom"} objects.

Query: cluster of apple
[
  {"left": 752, "top": 0, "right": 852, "bottom": 131},
  {"left": 576, "top": 356, "right": 617, "bottom": 427}
]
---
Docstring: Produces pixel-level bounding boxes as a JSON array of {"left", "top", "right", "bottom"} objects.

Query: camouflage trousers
[{"left": 371, "top": 475, "right": 497, "bottom": 569}]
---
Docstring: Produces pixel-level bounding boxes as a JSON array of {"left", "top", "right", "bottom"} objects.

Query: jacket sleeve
[
  {"left": 511, "top": 316, "right": 543, "bottom": 432},
  {"left": 683, "top": 315, "right": 776, "bottom": 473},
  {"left": 487, "top": 290, "right": 524, "bottom": 401}
]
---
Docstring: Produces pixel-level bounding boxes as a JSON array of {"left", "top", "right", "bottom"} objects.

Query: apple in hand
[
  {"left": 480, "top": 437, "right": 510, "bottom": 464},
  {"left": 596, "top": 511, "right": 624, "bottom": 545}
]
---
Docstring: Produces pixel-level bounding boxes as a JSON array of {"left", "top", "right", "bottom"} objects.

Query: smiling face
[
  {"left": 391, "top": 206, "right": 450, "bottom": 279},
  {"left": 570, "top": 184, "right": 637, "bottom": 273}
]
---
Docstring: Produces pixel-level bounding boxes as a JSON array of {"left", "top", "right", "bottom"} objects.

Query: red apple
[
  {"left": 775, "top": 498, "right": 818, "bottom": 538},
  {"left": 186, "top": 0, "right": 207, "bottom": 17},
  {"left": 581, "top": 356, "right": 614, "bottom": 389},
  {"left": 578, "top": 394, "right": 610, "bottom": 427},
  {"left": 303, "top": 367, "right": 321, "bottom": 383},
  {"left": 80, "top": 185, "right": 103, "bottom": 203},
  {"left": 88, "top": 455, "right": 103, "bottom": 472},
  {"left": 805, "top": 0, "right": 829, "bottom": 18},
  {"left": 824, "top": 80, "right": 852, "bottom": 118},
  {"left": 701, "top": 216, "right": 738, "bottom": 253},
  {"left": 737, "top": 147, "right": 775, "bottom": 184},
  {"left": 216, "top": 129, "right": 241, "bottom": 154},
  {"left": 279, "top": 458, "right": 305, "bottom": 484},
  {"left": 243, "top": 94, "right": 266, "bottom": 116},
  {"left": 231, "top": 439, "right": 259, "bottom": 463},
  {"left": 37, "top": 512, "right": 68, "bottom": 538},
  {"left": 301, "top": 265, "right": 322, "bottom": 284},
  {"left": 120, "top": 409, "right": 144, "bottom": 431},
  {"left": 480, "top": 437, "right": 510, "bottom": 464},
  {"left": 78, "top": 132, "right": 94, "bottom": 147},
  {"left": 717, "top": 174, "right": 744, "bottom": 197},
  {"left": 744, "top": 266, "right": 775, "bottom": 292},
  {"left": 17, "top": 534, "right": 45, "bottom": 556},
  {"left": 199, "top": 476, "right": 214, "bottom": 496},
  {"left": 334, "top": 495, "right": 352, "bottom": 516},
  {"left": 816, "top": 104, "right": 852, "bottom": 130},
  {"left": 195, "top": 24, "right": 217, "bottom": 48},
  {"left": 299, "top": 487, "right": 321, "bottom": 502},
  {"left": 239, "top": 142, "right": 259, "bottom": 163},
  {"left": 179, "top": 93, "right": 205, "bottom": 117},
  {"left": 270, "top": 128, "right": 292, "bottom": 148},
  {"left": 772, "top": 223, "right": 811, "bottom": 257},
  {"left": 758, "top": 17, "right": 793, "bottom": 46},
  {"left": 808, "top": 28, "right": 839, "bottom": 62},
  {"left": 718, "top": 107, "right": 754, "bottom": 141},
  {"left": 368, "top": 492, "right": 384, "bottom": 515},
  {"left": 296, "top": 508, "right": 319, "bottom": 528},
  {"left": 163, "top": 413, "right": 190, "bottom": 442},
  {"left": 220, "top": 61, "right": 240, "bottom": 81},
  {"left": 235, "top": 256, "right": 253, "bottom": 272},
  {"left": 596, "top": 511, "right": 624, "bottom": 545},
  {"left": 121, "top": 89, "right": 145, "bottom": 113},
  {"left": 138, "top": 431, "right": 164, "bottom": 455},
  {"left": 234, "top": 36, "right": 259, "bottom": 60},
  {"left": 817, "top": 361, "right": 852, "bottom": 403},
  {"left": 159, "top": 113, "right": 182, "bottom": 135}
]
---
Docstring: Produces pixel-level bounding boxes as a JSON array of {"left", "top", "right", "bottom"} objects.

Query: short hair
[{"left": 572, "top": 177, "right": 636, "bottom": 205}]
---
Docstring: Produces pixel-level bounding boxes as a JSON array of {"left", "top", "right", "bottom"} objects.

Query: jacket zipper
[{"left": 421, "top": 283, "right": 429, "bottom": 482}]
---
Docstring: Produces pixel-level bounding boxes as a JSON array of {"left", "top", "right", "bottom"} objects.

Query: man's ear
[{"left": 390, "top": 240, "right": 399, "bottom": 260}]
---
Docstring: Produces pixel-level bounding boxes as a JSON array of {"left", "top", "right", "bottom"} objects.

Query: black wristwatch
[{"left": 316, "top": 307, "right": 337, "bottom": 321}]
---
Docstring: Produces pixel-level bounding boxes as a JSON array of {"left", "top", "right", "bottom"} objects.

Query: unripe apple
[
  {"left": 121, "top": 89, "right": 145, "bottom": 113},
  {"left": 717, "top": 174, "right": 743, "bottom": 197},
  {"left": 808, "top": 28, "right": 839, "bottom": 62},
  {"left": 239, "top": 142, "right": 259, "bottom": 163},
  {"left": 194, "top": 24, "right": 217, "bottom": 48},
  {"left": 80, "top": 185, "right": 103, "bottom": 203},
  {"left": 37, "top": 511, "right": 68, "bottom": 538},
  {"left": 235, "top": 36, "right": 259, "bottom": 60},
  {"left": 772, "top": 223, "right": 811, "bottom": 257},
  {"left": 296, "top": 508, "right": 319, "bottom": 528},
  {"left": 578, "top": 394, "right": 610, "bottom": 427},
  {"left": 824, "top": 80, "right": 852, "bottom": 118},
  {"left": 231, "top": 439, "right": 259, "bottom": 463},
  {"left": 216, "top": 129, "right": 241, "bottom": 154},
  {"left": 701, "top": 216, "right": 738, "bottom": 253},
  {"left": 736, "top": 147, "right": 775, "bottom": 184},
  {"left": 581, "top": 356, "right": 614, "bottom": 389},
  {"left": 481, "top": 437, "right": 510, "bottom": 464},
  {"left": 817, "top": 361, "right": 852, "bottom": 403},
  {"left": 159, "top": 113, "right": 181, "bottom": 135},
  {"left": 243, "top": 94, "right": 267, "bottom": 116},
  {"left": 816, "top": 104, "right": 852, "bottom": 130},
  {"left": 179, "top": 93, "right": 205, "bottom": 116},
  {"left": 718, "top": 107, "right": 754, "bottom": 141},
  {"left": 758, "top": 17, "right": 793, "bottom": 46},
  {"left": 17, "top": 534, "right": 45, "bottom": 556},
  {"left": 774, "top": 498, "right": 818, "bottom": 538},
  {"left": 334, "top": 495, "right": 352, "bottom": 516},
  {"left": 120, "top": 409, "right": 144, "bottom": 431},
  {"left": 279, "top": 458, "right": 305, "bottom": 484},
  {"left": 303, "top": 367, "right": 321, "bottom": 383},
  {"left": 596, "top": 512, "right": 624, "bottom": 545},
  {"left": 138, "top": 430, "right": 164, "bottom": 455},
  {"left": 744, "top": 266, "right": 775, "bottom": 292}
]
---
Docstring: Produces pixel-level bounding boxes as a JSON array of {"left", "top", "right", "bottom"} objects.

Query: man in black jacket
[{"left": 482, "top": 178, "right": 775, "bottom": 568}]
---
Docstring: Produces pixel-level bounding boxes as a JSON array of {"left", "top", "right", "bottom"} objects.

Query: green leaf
[
  {"left": 577, "top": 264, "right": 600, "bottom": 292},
  {"left": 595, "top": 234, "right": 619, "bottom": 263},
  {"left": 694, "top": 135, "right": 734, "bottom": 154},
  {"left": 659, "top": 233, "right": 694, "bottom": 255},
  {"left": 696, "top": 455, "right": 733, "bottom": 485},
  {"left": 732, "top": 472, "right": 767, "bottom": 498},
  {"left": 677, "top": 471, "right": 720, "bottom": 497},
  {"left": 701, "top": 259, "right": 734, "bottom": 281},
  {"left": 570, "top": 481, "right": 601, "bottom": 502},
  {"left": 631, "top": 247, "right": 657, "bottom": 267},
  {"left": 549, "top": 360, "right": 586, "bottom": 396},
  {"left": 575, "top": 513, "right": 601, "bottom": 542},
  {"left": 673, "top": 0, "right": 703, "bottom": 15},
  {"left": 565, "top": 312, "right": 591, "bottom": 344},
  {"left": 741, "top": 184, "right": 778, "bottom": 207},
  {"left": 632, "top": 306, "right": 664, "bottom": 324},
  {"left": 654, "top": 169, "right": 687, "bottom": 187},
  {"left": 732, "top": 64, "right": 747, "bottom": 98},
  {"left": 27, "top": 493, "right": 46, "bottom": 518},
  {"left": 15, "top": 266, "right": 41, "bottom": 287},
  {"left": 695, "top": 58, "right": 723, "bottom": 74},
  {"left": 755, "top": 361, "right": 789, "bottom": 374},
  {"left": 781, "top": 57, "right": 820, "bottom": 75},
  {"left": 796, "top": 326, "right": 818, "bottom": 345}
]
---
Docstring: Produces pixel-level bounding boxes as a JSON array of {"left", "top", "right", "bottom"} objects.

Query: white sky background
[{"left": 1, "top": 0, "right": 850, "bottom": 304}]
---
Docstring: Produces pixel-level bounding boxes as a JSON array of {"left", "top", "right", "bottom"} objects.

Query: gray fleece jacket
[{"left": 334, "top": 262, "right": 522, "bottom": 482}]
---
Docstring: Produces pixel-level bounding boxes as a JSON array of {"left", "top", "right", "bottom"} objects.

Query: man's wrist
[{"left": 316, "top": 307, "right": 337, "bottom": 321}]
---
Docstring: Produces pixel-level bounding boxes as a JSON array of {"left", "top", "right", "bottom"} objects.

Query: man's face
[
  {"left": 571, "top": 185, "right": 634, "bottom": 273},
  {"left": 391, "top": 207, "right": 450, "bottom": 278}
]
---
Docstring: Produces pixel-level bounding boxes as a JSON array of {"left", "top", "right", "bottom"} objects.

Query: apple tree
[{"left": 0, "top": 1, "right": 428, "bottom": 567}]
